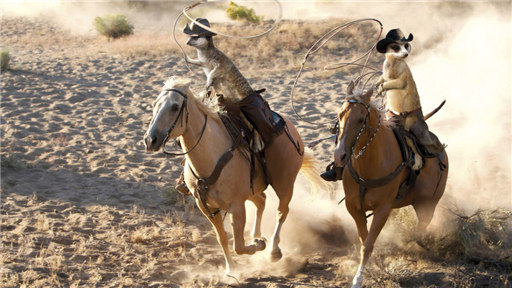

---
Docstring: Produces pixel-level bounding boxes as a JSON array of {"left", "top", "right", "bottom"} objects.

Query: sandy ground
[{"left": 1, "top": 16, "right": 511, "bottom": 288}]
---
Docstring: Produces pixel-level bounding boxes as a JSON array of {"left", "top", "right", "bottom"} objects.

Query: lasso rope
[
  {"left": 173, "top": 0, "right": 283, "bottom": 74},
  {"left": 291, "top": 18, "right": 384, "bottom": 126}
]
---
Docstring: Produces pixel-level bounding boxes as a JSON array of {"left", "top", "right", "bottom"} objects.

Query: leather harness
[
  {"left": 163, "top": 88, "right": 301, "bottom": 218},
  {"left": 343, "top": 100, "right": 446, "bottom": 222},
  {"left": 343, "top": 99, "right": 414, "bottom": 221}
]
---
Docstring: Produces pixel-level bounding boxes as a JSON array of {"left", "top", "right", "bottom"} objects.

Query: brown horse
[
  {"left": 144, "top": 77, "right": 323, "bottom": 275},
  {"left": 333, "top": 83, "right": 448, "bottom": 288}
]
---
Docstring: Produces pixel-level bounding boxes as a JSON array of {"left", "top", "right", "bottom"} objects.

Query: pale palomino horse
[
  {"left": 144, "top": 77, "right": 323, "bottom": 275},
  {"left": 334, "top": 84, "right": 448, "bottom": 288}
]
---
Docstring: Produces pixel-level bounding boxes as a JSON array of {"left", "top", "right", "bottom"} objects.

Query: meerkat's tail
[{"left": 424, "top": 100, "right": 446, "bottom": 120}]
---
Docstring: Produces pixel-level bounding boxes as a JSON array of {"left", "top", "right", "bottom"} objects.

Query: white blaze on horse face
[
  {"left": 334, "top": 108, "right": 349, "bottom": 167},
  {"left": 146, "top": 90, "right": 185, "bottom": 149},
  {"left": 334, "top": 103, "right": 367, "bottom": 166}
]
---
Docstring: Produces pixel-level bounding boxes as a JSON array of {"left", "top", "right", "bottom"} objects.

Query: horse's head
[
  {"left": 334, "top": 82, "right": 373, "bottom": 167},
  {"left": 144, "top": 77, "right": 191, "bottom": 152}
]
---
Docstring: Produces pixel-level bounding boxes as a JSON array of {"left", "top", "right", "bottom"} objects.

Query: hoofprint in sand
[{"left": 1, "top": 17, "right": 510, "bottom": 288}]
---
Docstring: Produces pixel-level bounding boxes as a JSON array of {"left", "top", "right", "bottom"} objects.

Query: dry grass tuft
[
  {"left": 422, "top": 208, "right": 512, "bottom": 263},
  {"left": 93, "top": 14, "right": 134, "bottom": 40},
  {"left": 226, "top": 1, "right": 263, "bottom": 24},
  {"left": 1, "top": 48, "right": 11, "bottom": 72}
]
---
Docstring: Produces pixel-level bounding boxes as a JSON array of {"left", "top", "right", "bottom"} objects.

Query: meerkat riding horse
[
  {"left": 176, "top": 18, "right": 286, "bottom": 193},
  {"left": 184, "top": 18, "right": 277, "bottom": 150},
  {"left": 333, "top": 83, "right": 448, "bottom": 288},
  {"left": 376, "top": 28, "right": 445, "bottom": 160},
  {"left": 144, "top": 77, "right": 323, "bottom": 275}
]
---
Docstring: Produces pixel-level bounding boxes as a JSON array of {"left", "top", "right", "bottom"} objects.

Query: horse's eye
[{"left": 170, "top": 103, "right": 179, "bottom": 112}]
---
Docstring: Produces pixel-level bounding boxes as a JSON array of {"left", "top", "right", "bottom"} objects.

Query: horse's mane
[{"left": 163, "top": 76, "right": 220, "bottom": 118}]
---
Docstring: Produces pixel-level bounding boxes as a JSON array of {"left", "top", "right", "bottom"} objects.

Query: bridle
[
  {"left": 159, "top": 88, "right": 208, "bottom": 156},
  {"left": 338, "top": 98, "right": 381, "bottom": 160}
]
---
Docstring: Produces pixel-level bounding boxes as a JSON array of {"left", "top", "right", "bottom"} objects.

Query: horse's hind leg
[
  {"left": 268, "top": 185, "right": 292, "bottom": 262},
  {"left": 413, "top": 159, "right": 448, "bottom": 234},
  {"left": 230, "top": 201, "right": 266, "bottom": 256},
  {"left": 413, "top": 196, "right": 443, "bottom": 235},
  {"left": 249, "top": 193, "right": 266, "bottom": 240}
]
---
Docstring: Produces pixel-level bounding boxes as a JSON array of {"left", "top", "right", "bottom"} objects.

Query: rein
[
  {"left": 344, "top": 99, "right": 381, "bottom": 159},
  {"left": 161, "top": 88, "right": 208, "bottom": 157},
  {"left": 343, "top": 100, "right": 407, "bottom": 222}
]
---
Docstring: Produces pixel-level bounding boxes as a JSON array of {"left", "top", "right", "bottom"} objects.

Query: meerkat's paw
[
  {"left": 251, "top": 132, "right": 265, "bottom": 152},
  {"left": 412, "top": 154, "right": 423, "bottom": 170}
]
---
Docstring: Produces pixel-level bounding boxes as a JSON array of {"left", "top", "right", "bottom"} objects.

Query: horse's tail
[{"left": 299, "top": 148, "right": 333, "bottom": 195}]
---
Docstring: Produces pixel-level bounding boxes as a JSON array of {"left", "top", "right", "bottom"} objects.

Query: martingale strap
[
  {"left": 347, "top": 159, "right": 407, "bottom": 222},
  {"left": 189, "top": 136, "right": 242, "bottom": 218}
]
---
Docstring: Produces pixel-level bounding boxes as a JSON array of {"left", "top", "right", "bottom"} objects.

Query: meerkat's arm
[
  {"left": 376, "top": 76, "right": 385, "bottom": 94},
  {"left": 382, "top": 74, "right": 407, "bottom": 91},
  {"left": 185, "top": 56, "right": 202, "bottom": 66},
  {"left": 206, "top": 60, "right": 221, "bottom": 90}
]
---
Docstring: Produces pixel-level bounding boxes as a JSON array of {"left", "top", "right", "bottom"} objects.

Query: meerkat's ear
[{"left": 347, "top": 81, "right": 355, "bottom": 96}]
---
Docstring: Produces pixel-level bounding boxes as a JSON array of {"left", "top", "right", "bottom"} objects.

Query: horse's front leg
[
  {"left": 230, "top": 201, "right": 266, "bottom": 255},
  {"left": 352, "top": 203, "right": 393, "bottom": 288},
  {"left": 345, "top": 200, "right": 369, "bottom": 288},
  {"left": 195, "top": 198, "right": 235, "bottom": 275},
  {"left": 249, "top": 193, "right": 266, "bottom": 240}
]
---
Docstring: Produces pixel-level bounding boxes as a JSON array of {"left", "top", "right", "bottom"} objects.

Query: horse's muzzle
[
  {"left": 334, "top": 141, "right": 349, "bottom": 167},
  {"left": 144, "top": 133, "right": 159, "bottom": 152}
]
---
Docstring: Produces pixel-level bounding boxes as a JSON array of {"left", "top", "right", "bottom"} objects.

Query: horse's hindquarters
[{"left": 264, "top": 119, "right": 304, "bottom": 192}]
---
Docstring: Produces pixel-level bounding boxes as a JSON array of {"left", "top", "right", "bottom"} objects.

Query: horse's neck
[
  {"left": 352, "top": 109, "right": 399, "bottom": 177},
  {"left": 180, "top": 97, "right": 232, "bottom": 177}
]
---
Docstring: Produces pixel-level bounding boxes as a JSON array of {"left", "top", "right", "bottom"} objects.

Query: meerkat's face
[
  {"left": 186, "top": 36, "right": 209, "bottom": 49},
  {"left": 386, "top": 42, "right": 411, "bottom": 59}
]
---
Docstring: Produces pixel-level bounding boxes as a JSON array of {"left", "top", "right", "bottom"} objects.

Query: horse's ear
[
  {"left": 362, "top": 88, "right": 373, "bottom": 104},
  {"left": 347, "top": 81, "right": 355, "bottom": 96}
]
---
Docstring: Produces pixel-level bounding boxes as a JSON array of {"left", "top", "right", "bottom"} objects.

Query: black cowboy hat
[
  {"left": 183, "top": 18, "right": 216, "bottom": 37},
  {"left": 376, "top": 28, "right": 413, "bottom": 53}
]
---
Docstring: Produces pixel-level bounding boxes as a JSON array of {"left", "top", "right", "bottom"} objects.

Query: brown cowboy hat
[
  {"left": 183, "top": 18, "right": 216, "bottom": 37},
  {"left": 376, "top": 28, "right": 413, "bottom": 53}
]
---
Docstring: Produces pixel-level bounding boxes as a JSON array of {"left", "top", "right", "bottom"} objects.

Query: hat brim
[
  {"left": 376, "top": 33, "right": 413, "bottom": 53},
  {"left": 183, "top": 24, "right": 194, "bottom": 35}
]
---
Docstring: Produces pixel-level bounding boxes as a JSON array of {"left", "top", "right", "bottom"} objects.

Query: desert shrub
[
  {"left": 93, "top": 14, "right": 134, "bottom": 39},
  {"left": 226, "top": 1, "right": 262, "bottom": 24},
  {"left": 1, "top": 48, "right": 10, "bottom": 72},
  {"left": 417, "top": 208, "right": 512, "bottom": 264}
]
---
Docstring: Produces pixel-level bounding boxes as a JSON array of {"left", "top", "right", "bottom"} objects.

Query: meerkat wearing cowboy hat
[
  {"left": 184, "top": 18, "right": 255, "bottom": 102},
  {"left": 174, "top": 18, "right": 279, "bottom": 194},
  {"left": 376, "top": 28, "right": 445, "bottom": 160},
  {"left": 183, "top": 18, "right": 276, "bottom": 149}
]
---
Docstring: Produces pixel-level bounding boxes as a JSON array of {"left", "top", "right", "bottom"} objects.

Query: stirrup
[
  {"left": 320, "top": 162, "right": 343, "bottom": 181},
  {"left": 175, "top": 183, "right": 191, "bottom": 196}
]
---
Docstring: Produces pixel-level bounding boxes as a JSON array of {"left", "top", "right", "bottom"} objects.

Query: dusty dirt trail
[{"left": 1, "top": 16, "right": 510, "bottom": 287}]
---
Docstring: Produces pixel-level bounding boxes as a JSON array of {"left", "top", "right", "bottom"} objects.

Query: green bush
[
  {"left": 226, "top": 1, "right": 262, "bottom": 24},
  {"left": 1, "top": 48, "right": 10, "bottom": 72},
  {"left": 93, "top": 14, "right": 134, "bottom": 39}
]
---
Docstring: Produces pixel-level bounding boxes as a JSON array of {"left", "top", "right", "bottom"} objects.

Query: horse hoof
[
  {"left": 253, "top": 238, "right": 266, "bottom": 251},
  {"left": 269, "top": 249, "right": 283, "bottom": 262}
]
